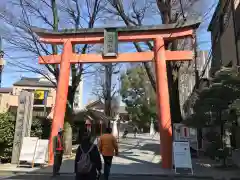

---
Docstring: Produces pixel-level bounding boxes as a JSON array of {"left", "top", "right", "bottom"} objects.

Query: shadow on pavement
[
  {"left": 121, "top": 136, "right": 159, "bottom": 142},
  {"left": 119, "top": 152, "right": 140, "bottom": 157},
  {"left": 139, "top": 143, "right": 160, "bottom": 155}
]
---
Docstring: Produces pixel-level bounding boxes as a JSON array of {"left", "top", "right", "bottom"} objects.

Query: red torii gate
[{"left": 32, "top": 20, "right": 200, "bottom": 169}]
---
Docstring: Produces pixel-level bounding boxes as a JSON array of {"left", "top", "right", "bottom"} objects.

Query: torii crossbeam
[{"left": 32, "top": 20, "right": 200, "bottom": 169}]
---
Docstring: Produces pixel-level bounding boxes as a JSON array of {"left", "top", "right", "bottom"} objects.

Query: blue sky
[{"left": 1, "top": 0, "right": 217, "bottom": 106}]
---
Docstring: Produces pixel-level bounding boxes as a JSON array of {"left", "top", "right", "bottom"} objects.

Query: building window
[{"left": 34, "top": 90, "right": 48, "bottom": 105}]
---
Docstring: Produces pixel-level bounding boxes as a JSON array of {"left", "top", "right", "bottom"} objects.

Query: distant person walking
[
  {"left": 52, "top": 128, "right": 64, "bottom": 177},
  {"left": 122, "top": 128, "right": 128, "bottom": 138},
  {"left": 98, "top": 128, "right": 119, "bottom": 180},
  {"left": 133, "top": 126, "right": 138, "bottom": 138},
  {"left": 74, "top": 131, "right": 102, "bottom": 180}
]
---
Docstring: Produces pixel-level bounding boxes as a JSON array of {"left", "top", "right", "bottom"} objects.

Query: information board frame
[
  {"left": 18, "top": 137, "right": 39, "bottom": 168},
  {"left": 33, "top": 139, "right": 49, "bottom": 165},
  {"left": 173, "top": 141, "right": 193, "bottom": 175}
]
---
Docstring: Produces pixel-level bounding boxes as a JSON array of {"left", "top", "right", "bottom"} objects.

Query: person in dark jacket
[
  {"left": 133, "top": 126, "right": 138, "bottom": 138},
  {"left": 52, "top": 128, "right": 64, "bottom": 177},
  {"left": 74, "top": 130, "right": 102, "bottom": 180}
]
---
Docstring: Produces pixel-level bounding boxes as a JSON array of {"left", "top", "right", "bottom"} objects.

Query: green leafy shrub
[
  {"left": 0, "top": 113, "right": 52, "bottom": 163},
  {"left": 30, "top": 118, "right": 43, "bottom": 138},
  {"left": 41, "top": 118, "right": 52, "bottom": 139},
  {"left": 204, "top": 131, "right": 222, "bottom": 159},
  {"left": 0, "top": 112, "right": 15, "bottom": 162}
]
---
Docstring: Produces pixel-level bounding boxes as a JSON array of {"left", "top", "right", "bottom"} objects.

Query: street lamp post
[
  {"left": 0, "top": 37, "right": 5, "bottom": 88},
  {"left": 99, "top": 120, "right": 103, "bottom": 135}
]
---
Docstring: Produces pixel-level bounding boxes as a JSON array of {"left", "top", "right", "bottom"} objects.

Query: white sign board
[
  {"left": 33, "top": 139, "right": 49, "bottom": 164},
  {"left": 19, "top": 137, "right": 38, "bottom": 164},
  {"left": 173, "top": 141, "right": 193, "bottom": 175},
  {"left": 173, "top": 123, "right": 198, "bottom": 153}
]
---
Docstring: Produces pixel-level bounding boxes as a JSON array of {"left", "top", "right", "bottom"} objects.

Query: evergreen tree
[{"left": 120, "top": 66, "right": 156, "bottom": 130}]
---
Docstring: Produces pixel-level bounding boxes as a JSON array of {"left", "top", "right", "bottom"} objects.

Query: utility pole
[
  {"left": 0, "top": 36, "right": 5, "bottom": 88},
  {"left": 193, "top": 30, "right": 199, "bottom": 89}
]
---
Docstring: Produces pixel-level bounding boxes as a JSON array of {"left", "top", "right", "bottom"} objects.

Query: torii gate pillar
[
  {"left": 32, "top": 20, "right": 200, "bottom": 169},
  {"left": 154, "top": 37, "right": 172, "bottom": 168}
]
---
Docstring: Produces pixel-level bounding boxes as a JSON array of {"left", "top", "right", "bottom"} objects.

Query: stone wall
[{"left": 179, "top": 51, "right": 209, "bottom": 119}]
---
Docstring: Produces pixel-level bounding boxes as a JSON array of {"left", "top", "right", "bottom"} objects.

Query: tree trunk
[
  {"left": 64, "top": 121, "right": 72, "bottom": 156},
  {"left": 219, "top": 109, "right": 227, "bottom": 166},
  {"left": 63, "top": 87, "right": 75, "bottom": 156},
  {"left": 51, "top": 0, "right": 59, "bottom": 78},
  {"left": 104, "top": 64, "right": 112, "bottom": 127},
  {"left": 166, "top": 62, "right": 182, "bottom": 123},
  {"left": 156, "top": 4, "right": 182, "bottom": 124},
  {"left": 219, "top": 109, "right": 224, "bottom": 149},
  {"left": 170, "top": 72, "right": 182, "bottom": 123}
]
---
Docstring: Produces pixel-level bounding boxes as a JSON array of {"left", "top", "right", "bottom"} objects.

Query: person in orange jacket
[{"left": 98, "top": 127, "right": 118, "bottom": 180}]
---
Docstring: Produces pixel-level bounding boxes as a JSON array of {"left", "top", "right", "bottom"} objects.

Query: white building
[{"left": 39, "top": 74, "right": 83, "bottom": 112}]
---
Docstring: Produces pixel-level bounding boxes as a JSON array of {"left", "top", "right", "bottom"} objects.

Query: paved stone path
[
  {"left": 37, "top": 133, "right": 165, "bottom": 175},
  {"left": 0, "top": 133, "right": 240, "bottom": 179}
]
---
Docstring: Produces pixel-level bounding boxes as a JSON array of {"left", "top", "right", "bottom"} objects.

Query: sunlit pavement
[
  {"left": 1, "top": 134, "right": 240, "bottom": 179},
  {"left": 38, "top": 133, "right": 164, "bottom": 175},
  {"left": 110, "top": 133, "right": 163, "bottom": 174}
]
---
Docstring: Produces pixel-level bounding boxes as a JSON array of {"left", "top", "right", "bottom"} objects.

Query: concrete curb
[
  {"left": 0, "top": 171, "right": 215, "bottom": 179},
  {"left": 0, "top": 170, "right": 31, "bottom": 174},
  {"left": 0, "top": 175, "right": 17, "bottom": 180},
  {"left": 0, "top": 171, "right": 239, "bottom": 180}
]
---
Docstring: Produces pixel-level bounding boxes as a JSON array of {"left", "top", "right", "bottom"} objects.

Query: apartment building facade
[
  {"left": 0, "top": 75, "right": 84, "bottom": 117},
  {"left": 0, "top": 77, "right": 56, "bottom": 118},
  {"left": 39, "top": 74, "right": 84, "bottom": 111},
  {"left": 208, "top": 0, "right": 240, "bottom": 73}
]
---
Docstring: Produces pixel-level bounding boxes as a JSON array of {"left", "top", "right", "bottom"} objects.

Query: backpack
[{"left": 77, "top": 144, "right": 94, "bottom": 174}]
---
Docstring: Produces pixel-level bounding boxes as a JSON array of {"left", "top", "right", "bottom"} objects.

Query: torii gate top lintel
[{"left": 31, "top": 20, "right": 200, "bottom": 44}]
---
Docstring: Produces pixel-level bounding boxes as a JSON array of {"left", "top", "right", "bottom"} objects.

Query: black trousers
[
  {"left": 53, "top": 151, "right": 63, "bottom": 175},
  {"left": 103, "top": 156, "right": 113, "bottom": 180}
]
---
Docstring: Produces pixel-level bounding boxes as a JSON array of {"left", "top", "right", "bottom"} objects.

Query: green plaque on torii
[{"left": 103, "top": 28, "right": 118, "bottom": 57}]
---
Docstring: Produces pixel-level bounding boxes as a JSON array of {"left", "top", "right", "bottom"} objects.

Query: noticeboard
[
  {"left": 173, "top": 141, "right": 193, "bottom": 175},
  {"left": 33, "top": 139, "right": 49, "bottom": 164},
  {"left": 173, "top": 123, "right": 198, "bottom": 153},
  {"left": 19, "top": 137, "right": 39, "bottom": 166}
]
